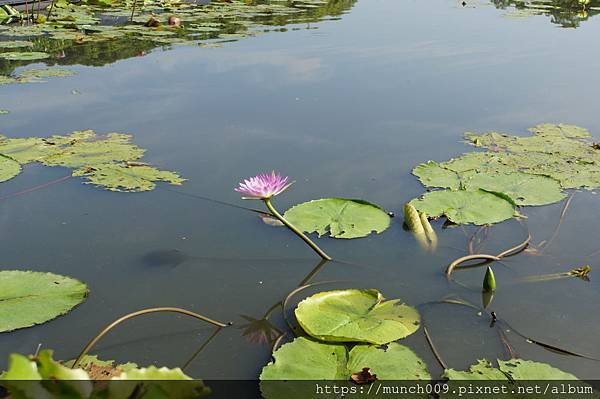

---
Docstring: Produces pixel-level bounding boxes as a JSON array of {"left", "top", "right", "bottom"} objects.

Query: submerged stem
[
  {"left": 71, "top": 307, "right": 230, "bottom": 369},
  {"left": 263, "top": 198, "right": 332, "bottom": 261}
]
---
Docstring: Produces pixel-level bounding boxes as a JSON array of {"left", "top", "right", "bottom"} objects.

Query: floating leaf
[
  {"left": 73, "top": 163, "right": 185, "bottom": 192},
  {"left": 284, "top": 198, "right": 391, "bottom": 239},
  {"left": 260, "top": 337, "right": 430, "bottom": 380},
  {"left": 0, "top": 270, "right": 88, "bottom": 332},
  {"left": 110, "top": 366, "right": 210, "bottom": 399},
  {"left": 42, "top": 132, "right": 146, "bottom": 168},
  {"left": 462, "top": 171, "right": 566, "bottom": 206},
  {"left": 410, "top": 190, "right": 516, "bottom": 225},
  {"left": 295, "top": 289, "right": 420, "bottom": 344},
  {"left": 412, "top": 161, "right": 461, "bottom": 189},
  {"left": 0, "top": 40, "right": 33, "bottom": 49},
  {"left": 0, "top": 51, "right": 49, "bottom": 61},
  {"left": 19, "top": 68, "right": 77, "bottom": 79},
  {"left": 0, "top": 109, "right": 9, "bottom": 115},
  {"left": 443, "top": 358, "right": 579, "bottom": 380},
  {"left": 442, "top": 359, "right": 510, "bottom": 380},
  {"left": 0, "top": 154, "right": 21, "bottom": 183}
]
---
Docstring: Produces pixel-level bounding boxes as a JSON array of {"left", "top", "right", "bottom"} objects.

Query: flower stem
[{"left": 263, "top": 198, "right": 332, "bottom": 261}]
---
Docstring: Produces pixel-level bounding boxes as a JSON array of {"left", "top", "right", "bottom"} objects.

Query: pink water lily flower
[{"left": 235, "top": 171, "right": 294, "bottom": 200}]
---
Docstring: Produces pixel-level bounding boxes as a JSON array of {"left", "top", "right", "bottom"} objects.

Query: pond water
[{"left": 1, "top": 0, "right": 600, "bottom": 384}]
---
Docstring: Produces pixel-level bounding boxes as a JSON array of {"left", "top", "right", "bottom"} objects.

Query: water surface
[{"left": 1, "top": 0, "right": 600, "bottom": 381}]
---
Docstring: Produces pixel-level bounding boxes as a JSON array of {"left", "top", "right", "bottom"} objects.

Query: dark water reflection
[{"left": 1, "top": 0, "right": 600, "bottom": 381}]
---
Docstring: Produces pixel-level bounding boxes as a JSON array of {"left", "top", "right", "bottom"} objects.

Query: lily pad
[
  {"left": 0, "top": 51, "right": 49, "bottom": 61},
  {"left": 0, "top": 41, "right": 33, "bottom": 49},
  {"left": 0, "top": 270, "right": 88, "bottom": 332},
  {"left": 412, "top": 160, "right": 461, "bottom": 190},
  {"left": 73, "top": 163, "right": 185, "bottom": 192},
  {"left": 284, "top": 198, "right": 391, "bottom": 239},
  {"left": 410, "top": 189, "right": 516, "bottom": 225},
  {"left": 260, "top": 337, "right": 430, "bottom": 380},
  {"left": 295, "top": 289, "right": 420, "bottom": 344},
  {"left": 0, "top": 109, "right": 9, "bottom": 115},
  {"left": 443, "top": 358, "right": 579, "bottom": 380},
  {"left": 19, "top": 68, "right": 77, "bottom": 79},
  {"left": 462, "top": 171, "right": 566, "bottom": 206},
  {"left": 42, "top": 132, "right": 146, "bottom": 168},
  {"left": 0, "top": 154, "right": 21, "bottom": 183}
]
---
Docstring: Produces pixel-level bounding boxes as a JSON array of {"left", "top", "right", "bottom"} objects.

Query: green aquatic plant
[
  {"left": 260, "top": 337, "right": 430, "bottom": 380},
  {"left": 443, "top": 358, "right": 579, "bottom": 380},
  {"left": 0, "top": 130, "right": 184, "bottom": 192},
  {"left": 482, "top": 266, "right": 496, "bottom": 292},
  {"left": 410, "top": 124, "right": 600, "bottom": 225},
  {"left": 236, "top": 171, "right": 332, "bottom": 260},
  {"left": 403, "top": 203, "right": 437, "bottom": 251},
  {"left": 0, "top": 270, "right": 88, "bottom": 332},
  {"left": 284, "top": 198, "right": 391, "bottom": 239},
  {"left": 0, "top": 350, "right": 209, "bottom": 399},
  {"left": 294, "top": 289, "right": 420, "bottom": 344}
]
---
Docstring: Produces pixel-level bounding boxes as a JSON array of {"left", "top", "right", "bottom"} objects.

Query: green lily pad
[
  {"left": 0, "top": 51, "right": 49, "bottom": 61},
  {"left": 462, "top": 171, "right": 566, "bottom": 206},
  {"left": 410, "top": 190, "right": 516, "bottom": 225},
  {"left": 111, "top": 366, "right": 211, "bottom": 399},
  {"left": 19, "top": 67, "right": 77, "bottom": 79},
  {"left": 73, "top": 163, "right": 185, "bottom": 192},
  {"left": 412, "top": 160, "right": 461, "bottom": 190},
  {"left": 0, "top": 109, "right": 9, "bottom": 115},
  {"left": 295, "top": 289, "right": 420, "bottom": 344},
  {"left": 0, "top": 270, "right": 88, "bottom": 332},
  {"left": 42, "top": 132, "right": 146, "bottom": 167},
  {"left": 284, "top": 198, "right": 391, "bottom": 239},
  {"left": 260, "top": 337, "right": 430, "bottom": 380},
  {"left": 0, "top": 41, "right": 33, "bottom": 49},
  {"left": 0, "top": 154, "right": 21, "bottom": 183},
  {"left": 443, "top": 358, "right": 579, "bottom": 380}
]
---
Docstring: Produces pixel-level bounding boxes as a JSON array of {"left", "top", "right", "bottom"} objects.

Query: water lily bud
[
  {"left": 419, "top": 211, "right": 437, "bottom": 252},
  {"left": 483, "top": 266, "right": 496, "bottom": 292},
  {"left": 404, "top": 203, "right": 424, "bottom": 234}
]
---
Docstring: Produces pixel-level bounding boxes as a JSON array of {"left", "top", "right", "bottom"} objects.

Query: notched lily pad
[
  {"left": 443, "top": 358, "right": 579, "bottom": 380},
  {"left": 260, "top": 337, "right": 430, "bottom": 381},
  {"left": 284, "top": 198, "right": 391, "bottom": 239},
  {"left": 73, "top": 163, "right": 185, "bottom": 192},
  {"left": 295, "top": 289, "right": 420, "bottom": 344},
  {"left": 410, "top": 189, "right": 516, "bottom": 225}
]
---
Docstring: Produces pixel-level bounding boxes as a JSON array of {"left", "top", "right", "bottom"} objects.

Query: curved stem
[
  {"left": 263, "top": 198, "right": 332, "bottom": 261},
  {"left": 446, "top": 254, "right": 500, "bottom": 276},
  {"left": 71, "top": 307, "right": 230, "bottom": 369}
]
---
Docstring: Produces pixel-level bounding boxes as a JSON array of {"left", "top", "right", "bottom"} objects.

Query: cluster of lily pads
[
  {"left": 0, "top": 123, "right": 596, "bottom": 394},
  {"left": 410, "top": 124, "right": 600, "bottom": 225},
  {"left": 0, "top": 129, "right": 184, "bottom": 191},
  {"left": 258, "top": 288, "right": 581, "bottom": 396},
  {"left": 490, "top": 0, "right": 600, "bottom": 27},
  {"left": 0, "top": 0, "right": 356, "bottom": 79}
]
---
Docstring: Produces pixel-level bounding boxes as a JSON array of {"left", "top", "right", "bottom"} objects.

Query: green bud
[{"left": 483, "top": 266, "right": 496, "bottom": 292}]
